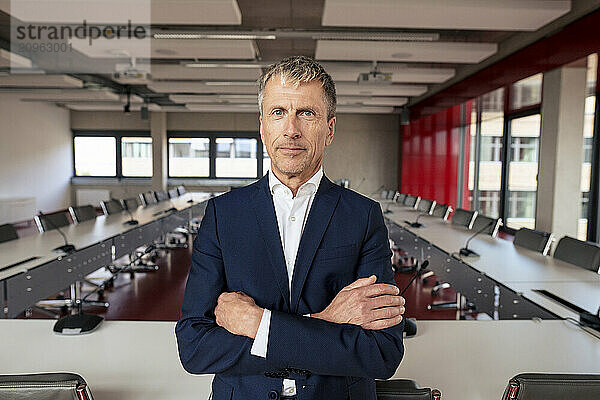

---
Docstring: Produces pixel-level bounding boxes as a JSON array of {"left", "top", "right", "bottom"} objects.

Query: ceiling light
[
  {"left": 314, "top": 32, "right": 439, "bottom": 42},
  {"left": 183, "top": 62, "right": 267, "bottom": 69},
  {"left": 153, "top": 33, "right": 276, "bottom": 40},
  {"left": 204, "top": 81, "right": 257, "bottom": 86}
]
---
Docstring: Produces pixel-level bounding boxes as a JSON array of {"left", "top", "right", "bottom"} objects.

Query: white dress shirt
[{"left": 250, "top": 167, "right": 323, "bottom": 397}]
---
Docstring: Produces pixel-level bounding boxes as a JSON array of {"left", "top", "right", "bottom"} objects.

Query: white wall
[{"left": 0, "top": 95, "right": 72, "bottom": 214}]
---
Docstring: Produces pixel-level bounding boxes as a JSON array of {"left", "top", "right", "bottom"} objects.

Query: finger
[
  {"left": 362, "top": 315, "right": 404, "bottom": 330},
  {"left": 342, "top": 275, "right": 377, "bottom": 291},
  {"left": 368, "top": 306, "right": 403, "bottom": 321},
  {"left": 363, "top": 283, "right": 400, "bottom": 297},
  {"left": 369, "top": 295, "right": 405, "bottom": 309}
]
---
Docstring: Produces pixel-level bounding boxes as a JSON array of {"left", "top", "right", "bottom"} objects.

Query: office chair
[
  {"left": 397, "top": 193, "right": 407, "bottom": 204},
  {"left": 431, "top": 203, "right": 452, "bottom": 221},
  {"left": 376, "top": 379, "right": 441, "bottom": 399},
  {"left": 68, "top": 205, "right": 97, "bottom": 224},
  {"left": 34, "top": 211, "right": 70, "bottom": 233},
  {"left": 553, "top": 236, "right": 600, "bottom": 273},
  {"left": 0, "top": 372, "right": 94, "bottom": 400},
  {"left": 100, "top": 199, "right": 124, "bottom": 215},
  {"left": 403, "top": 195, "right": 421, "bottom": 209},
  {"left": 0, "top": 223, "right": 18, "bottom": 243},
  {"left": 381, "top": 190, "right": 391, "bottom": 199},
  {"left": 501, "top": 373, "right": 600, "bottom": 399},
  {"left": 513, "top": 227, "right": 554, "bottom": 255},
  {"left": 450, "top": 208, "right": 477, "bottom": 229},
  {"left": 139, "top": 191, "right": 158, "bottom": 206},
  {"left": 176, "top": 185, "right": 187, "bottom": 196},
  {"left": 123, "top": 197, "right": 140, "bottom": 211},
  {"left": 470, "top": 215, "right": 502, "bottom": 238},
  {"left": 416, "top": 199, "right": 436, "bottom": 214},
  {"left": 168, "top": 188, "right": 179, "bottom": 199},
  {"left": 155, "top": 190, "right": 169, "bottom": 202}
]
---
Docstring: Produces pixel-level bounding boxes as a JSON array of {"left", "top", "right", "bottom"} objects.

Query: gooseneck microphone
[
  {"left": 38, "top": 211, "right": 76, "bottom": 254},
  {"left": 123, "top": 207, "right": 139, "bottom": 226},
  {"left": 459, "top": 221, "right": 494, "bottom": 257},
  {"left": 400, "top": 260, "right": 429, "bottom": 296},
  {"left": 404, "top": 213, "right": 429, "bottom": 228}
]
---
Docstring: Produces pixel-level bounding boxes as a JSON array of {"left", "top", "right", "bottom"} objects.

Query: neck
[{"left": 271, "top": 164, "right": 321, "bottom": 197}]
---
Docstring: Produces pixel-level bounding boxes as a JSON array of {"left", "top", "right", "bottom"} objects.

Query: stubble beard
[{"left": 272, "top": 152, "right": 310, "bottom": 176}]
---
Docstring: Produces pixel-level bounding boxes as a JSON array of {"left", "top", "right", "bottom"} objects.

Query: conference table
[
  {"left": 0, "top": 319, "right": 598, "bottom": 400},
  {"left": 0, "top": 192, "right": 211, "bottom": 318},
  {"left": 380, "top": 201, "right": 600, "bottom": 321}
]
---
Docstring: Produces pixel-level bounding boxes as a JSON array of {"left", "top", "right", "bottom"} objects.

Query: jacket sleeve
[
  {"left": 265, "top": 201, "right": 404, "bottom": 379},
  {"left": 175, "top": 198, "right": 268, "bottom": 375}
]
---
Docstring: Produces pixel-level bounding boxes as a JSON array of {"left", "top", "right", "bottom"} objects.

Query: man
[{"left": 176, "top": 56, "right": 406, "bottom": 400}]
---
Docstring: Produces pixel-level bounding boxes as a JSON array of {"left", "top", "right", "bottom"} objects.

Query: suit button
[{"left": 268, "top": 390, "right": 279, "bottom": 399}]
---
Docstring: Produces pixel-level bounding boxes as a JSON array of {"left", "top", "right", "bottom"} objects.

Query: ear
[
  {"left": 325, "top": 116, "right": 336, "bottom": 147},
  {"left": 259, "top": 114, "right": 264, "bottom": 141}
]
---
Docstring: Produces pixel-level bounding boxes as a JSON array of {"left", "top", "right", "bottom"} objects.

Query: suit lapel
[
  {"left": 290, "top": 176, "right": 340, "bottom": 314},
  {"left": 251, "top": 175, "right": 291, "bottom": 312}
]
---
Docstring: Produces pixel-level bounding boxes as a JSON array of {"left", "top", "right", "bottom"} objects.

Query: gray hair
[{"left": 258, "top": 56, "right": 336, "bottom": 120}]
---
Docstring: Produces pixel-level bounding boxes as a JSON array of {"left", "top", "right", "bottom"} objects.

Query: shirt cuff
[{"left": 250, "top": 308, "right": 271, "bottom": 358}]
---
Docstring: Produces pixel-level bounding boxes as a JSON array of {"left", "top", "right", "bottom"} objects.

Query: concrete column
[
  {"left": 537, "top": 66, "right": 587, "bottom": 239},
  {"left": 150, "top": 112, "right": 168, "bottom": 191}
]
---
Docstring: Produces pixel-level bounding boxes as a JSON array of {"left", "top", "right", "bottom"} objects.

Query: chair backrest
[
  {"left": 376, "top": 379, "right": 441, "bottom": 400},
  {"left": 100, "top": 199, "right": 124, "bottom": 215},
  {"left": 403, "top": 195, "right": 420, "bottom": 209},
  {"left": 502, "top": 373, "right": 600, "bottom": 400},
  {"left": 388, "top": 190, "right": 398, "bottom": 200},
  {"left": 471, "top": 215, "right": 502, "bottom": 238},
  {"left": 68, "top": 205, "right": 97, "bottom": 224},
  {"left": 431, "top": 203, "right": 452, "bottom": 220},
  {"left": 416, "top": 199, "right": 436, "bottom": 214},
  {"left": 397, "top": 193, "right": 407, "bottom": 204},
  {"left": 123, "top": 197, "right": 140, "bottom": 211},
  {"left": 155, "top": 191, "right": 169, "bottom": 202},
  {"left": 176, "top": 185, "right": 186, "bottom": 196},
  {"left": 0, "top": 372, "right": 94, "bottom": 400},
  {"left": 451, "top": 208, "right": 477, "bottom": 229},
  {"left": 0, "top": 223, "right": 18, "bottom": 243},
  {"left": 381, "top": 190, "right": 390, "bottom": 199},
  {"left": 140, "top": 191, "right": 158, "bottom": 206},
  {"left": 34, "top": 211, "right": 71, "bottom": 233},
  {"left": 168, "top": 188, "right": 179, "bottom": 199},
  {"left": 513, "top": 228, "right": 554, "bottom": 256},
  {"left": 553, "top": 236, "right": 600, "bottom": 272}
]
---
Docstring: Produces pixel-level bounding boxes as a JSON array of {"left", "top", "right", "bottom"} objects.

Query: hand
[
  {"left": 313, "top": 275, "right": 405, "bottom": 330},
  {"left": 214, "top": 292, "right": 264, "bottom": 339}
]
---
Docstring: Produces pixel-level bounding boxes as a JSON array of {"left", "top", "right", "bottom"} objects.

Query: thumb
[{"left": 342, "top": 275, "right": 377, "bottom": 291}]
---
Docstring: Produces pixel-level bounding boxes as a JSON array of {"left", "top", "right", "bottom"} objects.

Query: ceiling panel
[
  {"left": 64, "top": 102, "right": 163, "bottom": 111},
  {"left": 0, "top": 49, "right": 32, "bottom": 69},
  {"left": 151, "top": 0, "right": 241, "bottom": 25},
  {"left": 150, "top": 64, "right": 262, "bottom": 80},
  {"left": 322, "top": 0, "right": 571, "bottom": 31},
  {"left": 185, "top": 103, "right": 258, "bottom": 113},
  {"left": 16, "top": 89, "right": 119, "bottom": 101},
  {"left": 147, "top": 81, "right": 258, "bottom": 94},
  {"left": 323, "top": 62, "right": 455, "bottom": 83},
  {"left": 0, "top": 74, "right": 83, "bottom": 88},
  {"left": 336, "top": 83, "right": 426, "bottom": 97},
  {"left": 338, "top": 96, "right": 407, "bottom": 106},
  {"left": 337, "top": 105, "right": 394, "bottom": 114},
  {"left": 316, "top": 40, "right": 497, "bottom": 64},
  {"left": 169, "top": 94, "right": 257, "bottom": 104}
]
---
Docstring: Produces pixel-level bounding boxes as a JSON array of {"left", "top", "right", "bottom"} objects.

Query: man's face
[{"left": 260, "top": 76, "right": 335, "bottom": 178}]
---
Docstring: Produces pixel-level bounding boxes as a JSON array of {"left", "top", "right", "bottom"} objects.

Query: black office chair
[
  {"left": 501, "top": 373, "right": 600, "bottom": 399},
  {"left": 168, "top": 188, "right": 179, "bottom": 199},
  {"left": 34, "top": 211, "right": 70, "bottom": 233},
  {"left": 100, "top": 199, "right": 124, "bottom": 215},
  {"left": 376, "top": 379, "right": 441, "bottom": 399},
  {"left": 553, "top": 236, "right": 600, "bottom": 272},
  {"left": 513, "top": 227, "right": 554, "bottom": 255},
  {"left": 176, "top": 185, "right": 187, "bottom": 196},
  {"left": 381, "top": 190, "right": 391, "bottom": 199},
  {"left": 139, "top": 191, "right": 158, "bottom": 206},
  {"left": 0, "top": 223, "right": 18, "bottom": 243},
  {"left": 450, "top": 208, "right": 477, "bottom": 229},
  {"left": 68, "top": 205, "right": 97, "bottom": 224},
  {"left": 403, "top": 195, "right": 421, "bottom": 209},
  {"left": 397, "top": 193, "right": 407, "bottom": 204},
  {"left": 470, "top": 214, "right": 502, "bottom": 238},
  {"left": 416, "top": 199, "right": 436, "bottom": 214},
  {"left": 431, "top": 203, "right": 452, "bottom": 221},
  {"left": 155, "top": 191, "right": 169, "bottom": 202},
  {"left": 0, "top": 372, "right": 94, "bottom": 400},
  {"left": 123, "top": 197, "right": 140, "bottom": 211}
]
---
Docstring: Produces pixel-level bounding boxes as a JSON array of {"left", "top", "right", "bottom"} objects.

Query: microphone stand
[
  {"left": 404, "top": 213, "right": 429, "bottom": 228},
  {"left": 398, "top": 260, "right": 429, "bottom": 338},
  {"left": 38, "top": 210, "right": 76, "bottom": 254},
  {"left": 459, "top": 221, "right": 494, "bottom": 257}
]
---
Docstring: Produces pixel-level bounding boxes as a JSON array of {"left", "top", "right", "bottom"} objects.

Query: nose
[{"left": 283, "top": 114, "right": 301, "bottom": 140}]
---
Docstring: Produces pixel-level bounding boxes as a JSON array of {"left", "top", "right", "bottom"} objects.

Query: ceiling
[{"left": 0, "top": 0, "right": 595, "bottom": 115}]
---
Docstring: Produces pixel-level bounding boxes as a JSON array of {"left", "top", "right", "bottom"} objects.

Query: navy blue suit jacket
[{"left": 175, "top": 174, "right": 404, "bottom": 400}]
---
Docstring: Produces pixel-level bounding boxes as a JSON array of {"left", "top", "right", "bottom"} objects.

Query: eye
[
  {"left": 272, "top": 109, "right": 283, "bottom": 116},
  {"left": 300, "top": 110, "right": 314, "bottom": 117}
]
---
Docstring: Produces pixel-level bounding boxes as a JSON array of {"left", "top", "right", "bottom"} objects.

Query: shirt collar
[{"left": 269, "top": 167, "right": 323, "bottom": 197}]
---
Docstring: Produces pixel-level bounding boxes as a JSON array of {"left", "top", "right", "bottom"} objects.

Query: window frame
[
  {"left": 167, "top": 131, "right": 264, "bottom": 179},
  {"left": 72, "top": 130, "right": 152, "bottom": 179}
]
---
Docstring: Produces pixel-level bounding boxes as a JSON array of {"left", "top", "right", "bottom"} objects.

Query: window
[
  {"left": 215, "top": 138, "right": 257, "bottom": 178},
  {"left": 510, "top": 73, "right": 543, "bottom": 110},
  {"left": 122, "top": 137, "right": 152, "bottom": 177},
  {"left": 263, "top": 144, "right": 271, "bottom": 175},
  {"left": 168, "top": 138, "right": 210, "bottom": 177},
  {"left": 74, "top": 136, "right": 116, "bottom": 176}
]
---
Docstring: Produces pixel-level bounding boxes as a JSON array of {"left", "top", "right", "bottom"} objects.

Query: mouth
[{"left": 277, "top": 147, "right": 306, "bottom": 156}]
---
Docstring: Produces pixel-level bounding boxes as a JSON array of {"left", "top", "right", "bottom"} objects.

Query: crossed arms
[{"left": 175, "top": 199, "right": 405, "bottom": 379}]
